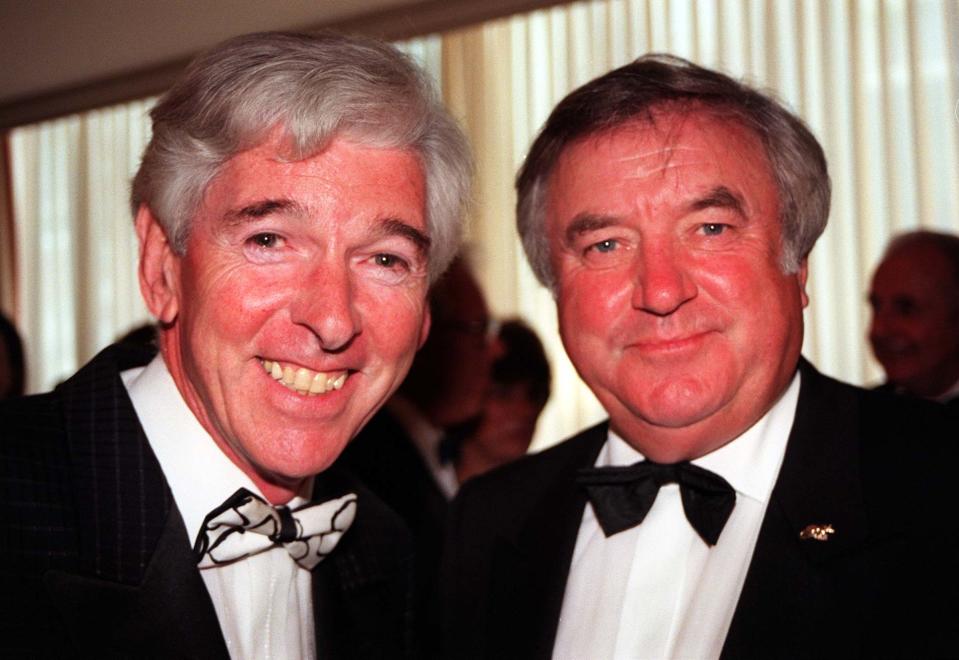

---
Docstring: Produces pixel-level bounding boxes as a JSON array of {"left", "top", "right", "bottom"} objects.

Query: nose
[
  {"left": 630, "top": 242, "right": 697, "bottom": 315},
  {"left": 290, "top": 260, "right": 361, "bottom": 351}
]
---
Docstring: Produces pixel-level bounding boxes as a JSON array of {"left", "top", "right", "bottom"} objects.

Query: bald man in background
[{"left": 868, "top": 230, "right": 959, "bottom": 411}]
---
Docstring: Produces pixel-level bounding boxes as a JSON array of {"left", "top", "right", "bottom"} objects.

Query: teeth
[
  {"left": 309, "top": 372, "right": 328, "bottom": 395},
  {"left": 260, "top": 360, "right": 348, "bottom": 397},
  {"left": 293, "top": 368, "right": 312, "bottom": 393}
]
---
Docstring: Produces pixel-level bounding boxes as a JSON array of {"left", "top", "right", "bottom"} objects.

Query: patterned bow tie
[
  {"left": 576, "top": 460, "right": 736, "bottom": 546},
  {"left": 193, "top": 487, "right": 357, "bottom": 570}
]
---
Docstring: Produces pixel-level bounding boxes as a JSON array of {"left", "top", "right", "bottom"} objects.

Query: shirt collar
[
  {"left": 122, "top": 355, "right": 311, "bottom": 545},
  {"left": 935, "top": 375, "right": 959, "bottom": 403},
  {"left": 603, "top": 371, "right": 801, "bottom": 504}
]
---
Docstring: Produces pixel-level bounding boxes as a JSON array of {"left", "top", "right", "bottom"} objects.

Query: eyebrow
[
  {"left": 686, "top": 186, "right": 747, "bottom": 217},
  {"left": 564, "top": 213, "right": 619, "bottom": 246},
  {"left": 224, "top": 198, "right": 303, "bottom": 225},
  {"left": 222, "top": 200, "right": 430, "bottom": 254},
  {"left": 374, "top": 218, "right": 432, "bottom": 257}
]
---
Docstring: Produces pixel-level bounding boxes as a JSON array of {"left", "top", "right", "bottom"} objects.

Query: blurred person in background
[
  {"left": 0, "top": 312, "right": 25, "bottom": 400},
  {"left": 452, "top": 319, "right": 551, "bottom": 484},
  {"left": 339, "top": 255, "right": 499, "bottom": 618},
  {"left": 868, "top": 229, "right": 959, "bottom": 409}
]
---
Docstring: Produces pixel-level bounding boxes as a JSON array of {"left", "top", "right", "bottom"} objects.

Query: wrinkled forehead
[
  {"left": 545, "top": 107, "right": 775, "bottom": 211},
  {"left": 573, "top": 105, "right": 766, "bottom": 169}
]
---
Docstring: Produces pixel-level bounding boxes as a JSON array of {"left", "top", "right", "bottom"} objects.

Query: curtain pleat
[
  {"left": 7, "top": 1, "right": 959, "bottom": 450},
  {"left": 9, "top": 101, "right": 153, "bottom": 392},
  {"left": 0, "top": 135, "right": 16, "bottom": 318}
]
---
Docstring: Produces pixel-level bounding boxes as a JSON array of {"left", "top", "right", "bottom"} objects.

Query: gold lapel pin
[{"left": 799, "top": 523, "right": 835, "bottom": 541}]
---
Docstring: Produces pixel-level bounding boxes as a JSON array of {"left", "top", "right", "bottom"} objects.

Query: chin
[
  {"left": 258, "top": 436, "right": 348, "bottom": 479},
  {"left": 637, "top": 378, "right": 724, "bottom": 422}
]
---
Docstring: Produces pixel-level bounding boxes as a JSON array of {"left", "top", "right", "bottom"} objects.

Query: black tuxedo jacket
[
  {"left": 338, "top": 407, "right": 448, "bottom": 559},
  {"left": 0, "top": 344, "right": 416, "bottom": 658},
  {"left": 337, "top": 407, "right": 449, "bottom": 653},
  {"left": 440, "top": 359, "right": 959, "bottom": 659},
  {"left": 873, "top": 381, "right": 959, "bottom": 419},
  {"left": 337, "top": 408, "right": 448, "bottom": 589}
]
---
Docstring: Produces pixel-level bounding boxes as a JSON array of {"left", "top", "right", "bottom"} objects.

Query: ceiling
[{"left": 0, "top": 0, "right": 429, "bottom": 105}]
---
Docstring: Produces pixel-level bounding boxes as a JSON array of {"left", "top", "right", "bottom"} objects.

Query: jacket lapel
[
  {"left": 48, "top": 344, "right": 229, "bottom": 657},
  {"left": 311, "top": 466, "right": 416, "bottom": 659},
  {"left": 721, "top": 360, "right": 869, "bottom": 658},
  {"left": 486, "top": 422, "right": 608, "bottom": 660},
  {"left": 45, "top": 504, "right": 228, "bottom": 658}
]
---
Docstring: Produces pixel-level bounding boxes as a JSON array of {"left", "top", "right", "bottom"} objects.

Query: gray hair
[
  {"left": 516, "top": 53, "right": 831, "bottom": 290},
  {"left": 132, "top": 31, "right": 472, "bottom": 281}
]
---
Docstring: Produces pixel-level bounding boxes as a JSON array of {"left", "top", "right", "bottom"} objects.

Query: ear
[
  {"left": 795, "top": 257, "right": 810, "bottom": 308},
  {"left": 417, "top": 303, "right": 431, "bottom": 350},
  {"left": 135, "top": 204, "right": 181, "bottom": 325}
]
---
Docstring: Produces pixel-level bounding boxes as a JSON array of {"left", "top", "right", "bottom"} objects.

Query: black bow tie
[{"left": 576, "top": 460, "right": 736, "bottom": 546}]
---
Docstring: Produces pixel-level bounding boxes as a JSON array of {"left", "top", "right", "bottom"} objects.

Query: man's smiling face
[
  {"left": 138, "top": 133, "right": 431, "bottom": 502},
  {"left": 546, "top": 109, "right": 808, "bottom": 462}
]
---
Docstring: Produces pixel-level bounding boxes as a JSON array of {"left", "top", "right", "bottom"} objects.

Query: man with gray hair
[
  {"left": 441, "top": 55, "right": 958, "bottom": 658},
  {"left": 869, "top": 229, "right": 959, "bottom": 411},
  {"left": 0, "top": 31, "right": 471, "bottom": 658}
]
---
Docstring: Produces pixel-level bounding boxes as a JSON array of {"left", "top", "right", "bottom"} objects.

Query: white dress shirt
[
  {"left": 552, "top": 373, "right": 801, "bottom": 660},
  {"left": 123, "top": 355, "right": 316, "bottom": 660},
  {"left": 935, "top": 376, "right": 959, "bottom": 403}
]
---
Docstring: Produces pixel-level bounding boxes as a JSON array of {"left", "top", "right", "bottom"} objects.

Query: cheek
[
  {"left": 360, "top": 285, "right": 428, "bottom": 357},
  {"left": 559, "top": 271, "right": 632, "bottom": 333},
  {"left": 693, "top": 256, "right": 755, "bottom": 301},
  {"left": 919, "top": 317, "right": 957, "bottom": 352},
  {"left": 188, "top": 267, "right": 286, "bottom": 338}
]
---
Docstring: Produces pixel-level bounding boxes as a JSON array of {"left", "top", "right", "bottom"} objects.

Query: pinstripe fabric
[
  {"left": 0, "top": 343, "right": 418, "bottom": 658},
  {"left": 0, "top": 342, "right": 172, "bottom": 654},
  {"left": 60, "top": 344, "right": 173, "bottom": 584}
]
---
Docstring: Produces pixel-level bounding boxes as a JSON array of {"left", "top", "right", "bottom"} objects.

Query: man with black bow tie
[
  {"left": 439, "top": 55, "right": 958, "bottom": 659},
  {"left": 0, "top": 32, "right": 471, "bottom": 658}
]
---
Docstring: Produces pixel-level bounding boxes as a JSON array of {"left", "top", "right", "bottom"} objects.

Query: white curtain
[
  {"left": 433, "top": 0, "right": 959, "bottom": 450},
  {"left": 8, "top": 1, "right": 959, "bottom": 452},
  {"left": 9, "top": 98, "right": 155, "bottom": 392}
]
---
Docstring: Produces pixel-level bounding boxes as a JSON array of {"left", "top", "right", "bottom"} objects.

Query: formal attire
[
  {"left": 337, "top": 400, "right": 452, "bottom": 582},
  {"left": 0, "top": 343, "right": 416, "bottom": 658},
  {"left": 873, "top": 378, "right": 959, "bottom": 417},
  {"left": 440, "top": 359, "right": 959, "bottom": 659}
]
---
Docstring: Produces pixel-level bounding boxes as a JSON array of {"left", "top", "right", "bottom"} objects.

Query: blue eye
[
  {"left": 592, "top": 239, "right": 618, "bottom": 253},
  {"left": 701, "top": 223, "right": 727, "bottom": 236}
]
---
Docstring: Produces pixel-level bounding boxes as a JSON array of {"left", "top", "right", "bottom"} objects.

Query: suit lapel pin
[{"left": 799, "top": 523, "right": 834, "bottom": 541}]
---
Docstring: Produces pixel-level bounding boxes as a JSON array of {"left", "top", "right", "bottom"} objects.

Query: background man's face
[
  {"left": 546, "top": 111, "right": 808, "bottom": 461},
  {"left": 868, "top": 244, "right": 959, "bottom": 397},
  {"left": 413, "top": 263, "right": 497, "bottom": 427},
  {"left": 150, "top": 135, "right": 431, "bottom": 495}
]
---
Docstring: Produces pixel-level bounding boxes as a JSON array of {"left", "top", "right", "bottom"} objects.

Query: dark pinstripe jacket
[{"left": 0, "top": 343, "right": 416, "bottom": 658}]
